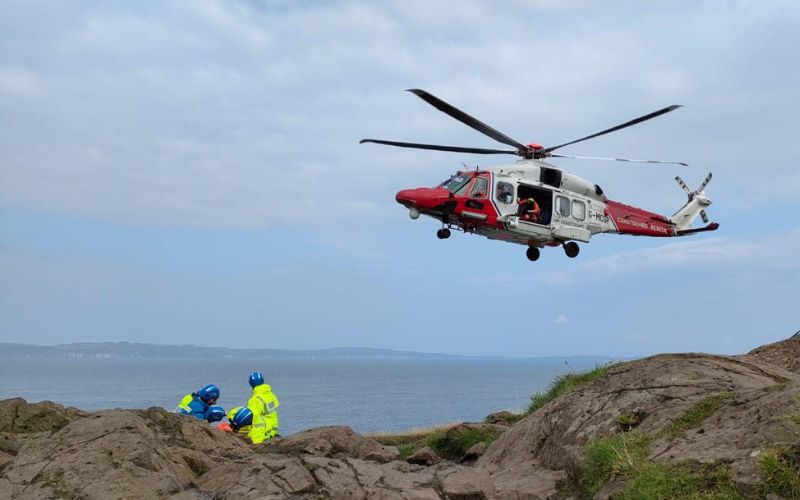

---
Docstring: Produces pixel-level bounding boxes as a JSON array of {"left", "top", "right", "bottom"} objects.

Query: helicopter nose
[
  {"left": 395, "top": 189, "right": 417, "bottom": 206},
  {"left": 396, "top": 187, "right": 450, "bottom": 210}
]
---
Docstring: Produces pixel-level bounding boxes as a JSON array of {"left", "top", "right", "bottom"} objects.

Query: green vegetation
[
  {"left": 661, "top": 392, "right": 733, "bottom": 438},
  {"left": 759, "top": 445, "right": 800, "bottom": 498},
  {"left": 370, "top": 424, "right": 452, "bottom": 459},
  {"left": 578, "top": 431, "right": 742, "bottom": 499},
  {"left": 427, "top": 426, "right": 504, "bottom": 461},
  {"left": 582, "top": 431, "right": 651, "bottom": 494},
  {"left": 526, "top": 364, "right": 614, "bottom": 414},
  {"left": 573, "top": 390, "right": 743, "bottom": 498},
  {"left": 371, "top": 423, "right": 504, "bottom": 461},
  {"left": 618, "top": 462, "right": 701, "bottom": 499},
  {"left": 397, "top": 443, "right": 418, "bottom": 460},
  {"left": 616, "top": 413, "right": 640, "bottom": 432}
]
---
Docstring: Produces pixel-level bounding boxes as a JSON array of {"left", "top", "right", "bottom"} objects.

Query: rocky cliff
[{"left": 1, "top": 336, "right": 799, "bottom": 499}]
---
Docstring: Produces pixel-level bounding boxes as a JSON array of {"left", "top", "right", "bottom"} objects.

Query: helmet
[
  {"left": 229, "top": 406, "right": 253, "bottom": 430},
  {"left": 197, "top": 384, "right": 220, "bottom": 404},
  {"left": 207, "top": 405, "right": 226, "bottom": 423},
  {"left": 248, "top": 372, "right": 264, "bottom": 388}
]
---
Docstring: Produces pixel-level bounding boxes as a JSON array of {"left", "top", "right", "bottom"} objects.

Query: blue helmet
[
  {"left": 207, "top": 405, "right": 226, "bottom": 423},
  {"left": 229, "top": 406, "right": 253, "bottom": 430},
  {"left": 197, "top": 384, "right": 220, "bottom": 403},
  {"left": 248, "top": 372, "right": 264, "bottom": 388}
]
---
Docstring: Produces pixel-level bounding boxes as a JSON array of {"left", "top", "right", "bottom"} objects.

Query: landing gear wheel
[
  {"left": 563, "top": 241, "right": 580, "bottom": 258},
  {"left": 526, "top": 246, "right": 540, "bottom": 262},
  {"left": 436, "top": 228, "right": 451, "bottom": 239}
]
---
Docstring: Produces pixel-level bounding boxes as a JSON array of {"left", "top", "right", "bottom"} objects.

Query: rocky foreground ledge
[{"left": 1, "top": 336, "right": 799, "bottom": 499}]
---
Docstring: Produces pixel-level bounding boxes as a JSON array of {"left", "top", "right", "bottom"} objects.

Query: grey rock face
[
  {"left": 460, "top": 442, "right": 487, "bottom": 464},
  {"left": 407, "top": 446, "right": 440, "bottom": 466},
  {"left": 264, "top": 425, "right": 399, "bottom": 463},
  {"left": 2, "top": 337, "right": 799, "bottom": 498},
  {"left": 0, "top": 403, "right": 490, "bottom": 499}
]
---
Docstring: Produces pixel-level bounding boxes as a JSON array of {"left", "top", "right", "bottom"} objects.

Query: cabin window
[
  {"left": 496, "top": 182, "right": 514, "bottom": 204},
  {"left": 555, "top": 196, "right": 570, "bottom": 217},
  {"left": 540, "top": 167, "right": 562, "bottom": 188},
  {"left": 470, "top": 177, "right": 488, "bottom": 199},
  {"left": 572, "top": 200, "right": 586, "bottom": 220}
]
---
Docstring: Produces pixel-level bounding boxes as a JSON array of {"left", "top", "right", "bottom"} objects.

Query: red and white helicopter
[{"left": 361, "top": 89, "right": 718, "bottom": 262}]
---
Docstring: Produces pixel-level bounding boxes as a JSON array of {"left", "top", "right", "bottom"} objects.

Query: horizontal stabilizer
[{"left": 676, "top": 222, "right": 719, "bottom": 236}]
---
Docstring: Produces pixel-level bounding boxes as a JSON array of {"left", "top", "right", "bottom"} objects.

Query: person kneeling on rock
[
  {"left": 177, "top": 384, "right": 226, "bottom": 424},
  {"left": 247, "top": 371, "right": 279, "bottom": 440},
  {"left": 228, "top": 406, "right": 264, "bottom": 443}
]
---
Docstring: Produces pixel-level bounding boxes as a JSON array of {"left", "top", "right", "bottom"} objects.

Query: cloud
[
  {"left": 0, "top": 1, "right": 798, "bottom": 229},
  {"left": 554, "top": 314, "right": 570, "bottom": 325},
  {"left": 461, "top": 229, "right": 800, "bottom": 289},
  {"left": 0, "top": 67, "right": 43, "bottom": 96}
]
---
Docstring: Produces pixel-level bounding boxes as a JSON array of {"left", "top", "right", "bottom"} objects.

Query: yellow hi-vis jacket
[
  {"left": 178, "top": 393, "right": 193, "bottom": 412},
  {"left": 234, "top": 413, "right": 268, "bottom": 444},
  {"left": 247, "top": 383, "right": 279, "bottom": 442}
]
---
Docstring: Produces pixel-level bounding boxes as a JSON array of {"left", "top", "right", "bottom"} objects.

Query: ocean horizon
[{"left": 0, "top": 344, "right": 620, "bottom": 435}]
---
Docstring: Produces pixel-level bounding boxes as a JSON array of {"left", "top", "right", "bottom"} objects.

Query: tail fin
[{"left": 670, "top": 173, "right": 713, "bottom": 231}]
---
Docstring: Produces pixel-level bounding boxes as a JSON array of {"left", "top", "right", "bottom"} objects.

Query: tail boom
[{"left": 605, "top": 200, "right": 676, "bottom": 237}]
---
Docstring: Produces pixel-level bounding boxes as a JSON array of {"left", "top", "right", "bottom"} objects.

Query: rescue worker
[
  {"left": 518, "top": 197, "right": 541, "bottom": 223},
  {"left": 177, "top": 384, "right": 225, "bottom": 423},
  {"left": 227, "top": 406, "right": 256, "bottom": 441},
  {"left": 247, "top": 371, "right": 280, "bottom": 440}
]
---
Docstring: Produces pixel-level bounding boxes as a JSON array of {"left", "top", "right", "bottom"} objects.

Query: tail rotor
[
  {"left": 697, "top": 172, "right": 712, "bottom": 193},
  {"left": 671, "top": 173, "right": 714, "bottom": 230},
  {"left": 675, "top": 175, "right": 691, "bottom": 194}
]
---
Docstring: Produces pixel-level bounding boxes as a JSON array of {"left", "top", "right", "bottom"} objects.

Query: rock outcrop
[
  {"left": 0, "top": 400, "right": 490, "bottom": 499},
  {"left": 479, "top": 336, "right": 800, "bottom": 497},
  {"left": 1, "top": 335, "right": 799, "bottom": 498}
]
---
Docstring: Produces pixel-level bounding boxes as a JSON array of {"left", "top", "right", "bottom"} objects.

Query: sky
[{"left": 0, "top": 0, "right": 798, "bottom": 357}]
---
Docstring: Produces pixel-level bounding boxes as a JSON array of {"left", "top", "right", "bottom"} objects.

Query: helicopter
[{"left": 360, "top": 89, "right": 718, "bottom": 262}]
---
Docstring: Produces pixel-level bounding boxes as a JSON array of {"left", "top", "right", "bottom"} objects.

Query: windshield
[{"left": 440, "top": 173, "right": 471, "bottom": 193}]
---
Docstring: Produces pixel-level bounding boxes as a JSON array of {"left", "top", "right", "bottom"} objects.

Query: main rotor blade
[
  {"left": 359, "top": 139, "right": 517, "bottom": 155},
  {"left": 549, "top": 153, "right": 688, "bottom": 166},
  {"left": 544, "top": 105, "right": 682, "bottom": 153},
  {"left": 675, "top": 176, "right": 691, "bottom": 194},
  {"left": 698, "top": 172, "right": 712, "bottom": 192},
  {"left": 406, "top": 89, "right": 529, "bottom": 151}
]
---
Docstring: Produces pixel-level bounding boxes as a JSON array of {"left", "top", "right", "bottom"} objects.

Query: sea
[{"left": 0, "top": 356, "right": 613, "bottom": 435}]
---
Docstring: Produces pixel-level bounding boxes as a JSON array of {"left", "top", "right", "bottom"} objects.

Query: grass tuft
[
  {"left": 619, "top": 462, "right": 700, "bottom": 499},
  {"left": 662, "top": 392, "right": 733, "bottom": 438},
  {"left": 370, "top": 423, "right": 504, "bottom": 461},
  {"left": 582, "top": 430, "right": 651, "bottom": 495},
  {"left": 617, "top": 413, "right": 642, "bottom": 432},
  {"left": 526, "top": 364, "right": 614, "bottom": 414},
  {"left": 759, "top": 445, "right": 800, "bottom": 498},
  {"left": 370, "top": 423, "right": 456, "bottom": 460},
  {"left": 397, "top": 443, "right": 418, "bottom": 460},
  {"left": 581, "top": 431, "right": 742, "bottom": 499},
  {"left": 427, "top": 426, "right": 504, "bottom": 461}
]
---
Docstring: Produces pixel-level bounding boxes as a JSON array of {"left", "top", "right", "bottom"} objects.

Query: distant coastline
[{"left": 0, "top": 341, "right": 621, "bottom": 362}]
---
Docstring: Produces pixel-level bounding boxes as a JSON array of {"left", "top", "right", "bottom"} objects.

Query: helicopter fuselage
[
  {"left": 395, "top": 160, "right": 716, "bottom": 252},
  {"left": 366, "top": 88, "right": 718, "bottom": 260}
]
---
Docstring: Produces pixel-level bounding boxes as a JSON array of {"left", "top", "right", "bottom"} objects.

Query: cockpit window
[
  {"left": 470, "top": 177, "right": 488, "bottom": 199},
  {"left": 440, "top": 174, "right": 471, "bottom": 193}
]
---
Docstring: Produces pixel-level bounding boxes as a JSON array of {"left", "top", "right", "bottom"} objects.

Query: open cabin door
[
  {"left": 494, "top": 180, "right": 554, "bottom": 225},
  {"left": 516, "top": 184, "right": 553, "bottom": 226},
  {"left": 497, "top": 181, "right": 556, "bottom": 243}
]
